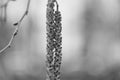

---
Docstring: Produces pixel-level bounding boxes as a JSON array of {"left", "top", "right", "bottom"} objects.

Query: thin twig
[
  {"left": 0, "top": 0, "right": 31, "bottom": 55},
  {"left": 14, "top": 0, "right": 31, "bottom": 25},
  {"left": 0, "top": 24, "right": 18, "bottom": 54}
]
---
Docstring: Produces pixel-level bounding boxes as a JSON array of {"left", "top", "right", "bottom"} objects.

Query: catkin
[{"left": 46, "top": 0, "right": 62, "bottom": 80}]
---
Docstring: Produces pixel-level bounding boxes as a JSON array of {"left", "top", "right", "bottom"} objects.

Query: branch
[
  {"left": 0, "top": 25, "right": 18, "bottom": 54},
  {"left": 0, "top": 0, "right": 31, "bottom": 55},
  {"left": 13, "top": 0, "right": 31, "bottom": 25}
]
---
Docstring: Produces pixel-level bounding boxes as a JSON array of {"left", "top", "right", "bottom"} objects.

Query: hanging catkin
[{"left": 46, "top": 0, "right": 62, "bottom": 80}]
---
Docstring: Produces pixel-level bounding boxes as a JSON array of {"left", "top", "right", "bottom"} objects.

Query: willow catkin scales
[{"left": 46, "top": 0, "right": 62, "bottom": 80}]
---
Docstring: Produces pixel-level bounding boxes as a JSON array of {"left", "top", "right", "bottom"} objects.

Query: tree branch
[
  {"left": 0, "top": 25, "right": 18, "bottom": 54},
  {"left": 14, "top": 0, "right": 31, "bottom": 25},
  {"left": 0, "top": 0, "right": 31, "bottom": 55}
]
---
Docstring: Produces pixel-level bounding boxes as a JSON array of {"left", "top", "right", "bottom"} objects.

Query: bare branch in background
[
  {"left": 0, "top": 0, "right": 31, "bottom": 55},
  {"left": 14, "top": 0, "right": 31, "bottom": 25}
]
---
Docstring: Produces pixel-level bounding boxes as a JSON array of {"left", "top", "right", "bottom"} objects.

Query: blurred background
[{"left": 0, "top": 0, "right": 120, "bottom": 80}]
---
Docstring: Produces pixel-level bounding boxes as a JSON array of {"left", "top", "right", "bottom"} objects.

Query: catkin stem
[{"left": 46, "top": 0, "right": 62, "bottom": 80}]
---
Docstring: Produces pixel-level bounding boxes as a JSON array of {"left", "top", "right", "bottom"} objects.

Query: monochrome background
[{"left": 0, "top": 0, "right": 120, "bottom": 80}]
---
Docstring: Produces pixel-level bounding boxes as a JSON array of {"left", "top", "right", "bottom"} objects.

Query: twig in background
[
  {"left": 0, "top": 0, "right": 31, "bottom": 55},
  {"left": 14, "top": 0, "right": 31, "bottom": 26},
  {"left": 46, "top": 0, "right": 62, "bottom": 80}
]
